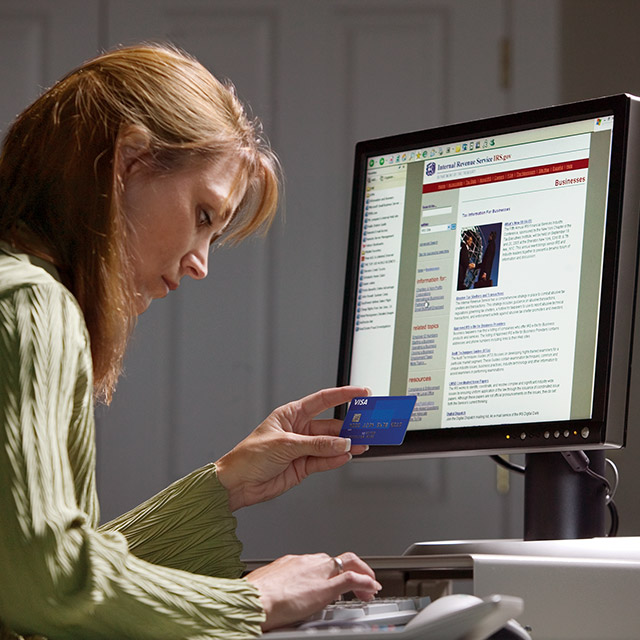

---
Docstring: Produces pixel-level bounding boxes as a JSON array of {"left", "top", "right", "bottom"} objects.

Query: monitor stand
[
  {"left": 523, "top": 450, "right": 606, "bottom": 540},
  {"left": 405, "top": 450, "right": 608, "bottom": 557}
]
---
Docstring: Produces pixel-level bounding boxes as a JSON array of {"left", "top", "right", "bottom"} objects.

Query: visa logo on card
[{"left": 340, "top": 395, "right": 417, "bottom": 445}]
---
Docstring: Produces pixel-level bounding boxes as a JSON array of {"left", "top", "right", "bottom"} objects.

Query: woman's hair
[{"left": 0, "top": 43, "right": 280, "bottom": 403}]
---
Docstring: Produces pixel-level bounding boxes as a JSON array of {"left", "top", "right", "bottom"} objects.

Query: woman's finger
[
  {"left": 308, "top": 418, "right": 343, "bottom": 437},
  {"left": 297, "top": 386, "right": 371, "bottom": 420},
  {"left": 331, "top": 551, "right": 377, "bottom": 580},
  {"left": 329, "top": 570, "right": 382, "bottom": 601}
]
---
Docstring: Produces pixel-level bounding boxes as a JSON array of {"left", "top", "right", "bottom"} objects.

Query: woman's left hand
[
  {"left": 246, "top": 552, "right": 381, "bottom": 631},
  {"left": 215, "top": 386, "right": 370, "bottom": 511}
]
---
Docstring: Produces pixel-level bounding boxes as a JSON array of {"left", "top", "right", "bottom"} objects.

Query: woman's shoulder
[
  {"left": 0, "top": 246, "right": 91, "bottom": 377},
  {"left": 0, "top": 243, "right": 69, "bottom": 299},
  {"left": 0, "top": 245, "right": 86, "bottom": 334}
]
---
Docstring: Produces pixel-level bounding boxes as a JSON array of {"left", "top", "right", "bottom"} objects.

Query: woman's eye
[{"left": 198, "top": 208, "right": 213, "bottom": 226}]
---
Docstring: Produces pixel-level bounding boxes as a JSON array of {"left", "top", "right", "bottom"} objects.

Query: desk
[
  {"left": 245, "top": 538, "right": 640, "bottom": 639},
  {"left": 363, "top": 537, "right": 640, "bottom": 640}
]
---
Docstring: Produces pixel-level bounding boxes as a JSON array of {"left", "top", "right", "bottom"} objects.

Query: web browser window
[{"left": 350, "top": 116, "right": 614, "bottom": 431}]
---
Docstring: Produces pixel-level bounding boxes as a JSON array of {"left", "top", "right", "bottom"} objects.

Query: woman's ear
[{"left": 115, "top": 125, "right": 151, "bottom": 180}]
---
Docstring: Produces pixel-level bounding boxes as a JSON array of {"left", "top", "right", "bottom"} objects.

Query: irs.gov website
[{"left": 351, "top": 117, "right": 613, "bottom": 431}]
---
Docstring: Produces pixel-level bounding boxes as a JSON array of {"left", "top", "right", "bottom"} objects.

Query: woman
[{"left": 0, "top": 44, "right": 380, "bottom": 639}]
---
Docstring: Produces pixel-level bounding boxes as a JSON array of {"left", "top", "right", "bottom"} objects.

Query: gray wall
[
  {"left": 560, "top": 0, "right": 640, "bottom": 102},
  {"left": 559, "top": 0, "right": 640, "bottom": 536}
]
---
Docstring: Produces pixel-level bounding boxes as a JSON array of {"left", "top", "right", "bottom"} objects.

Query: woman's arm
[
  {"left": 0, "top": 274, "right": 379, "bottom": 637},
  {"left": 100, "top": 462, "right": 245, "bottom": 578},
  {"left": 0, "top": 282, "right": 264, "bottom": 640}
]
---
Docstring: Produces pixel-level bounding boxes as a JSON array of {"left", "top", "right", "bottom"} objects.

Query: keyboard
[
  {"left": 297, "top": 596, "right": 431, "bottom": 630},
  {"left": 262, "top": 593, "right": 529, "bottom": 640}
]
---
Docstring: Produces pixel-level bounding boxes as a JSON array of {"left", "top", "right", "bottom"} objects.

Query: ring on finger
[{"left": 332, "top": 556, "right": 345, "bottom": 575}]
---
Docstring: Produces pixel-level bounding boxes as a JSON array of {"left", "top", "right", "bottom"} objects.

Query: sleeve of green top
[
  {"left": 0, "top": 282, "right": 265, "bottom": 640},
  {"left": 99, "top": 462, "right": 247, "bottom": 579}
]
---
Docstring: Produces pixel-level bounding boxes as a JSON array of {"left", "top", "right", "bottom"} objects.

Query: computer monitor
[{"left": 336, "top": 94, "right": 640, "bottom": 541}]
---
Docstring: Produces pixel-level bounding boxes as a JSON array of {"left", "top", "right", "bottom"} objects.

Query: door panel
[
  {"left": 0, "top": 0, "right": 559, "bottom": 557},
  {"left": 103, "top": 0, "right": 520, "bottom": 558}
]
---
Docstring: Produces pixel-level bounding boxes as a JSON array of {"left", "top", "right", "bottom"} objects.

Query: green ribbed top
[{"left": 0, "top": 244, "right": 265, "bottom": 640}]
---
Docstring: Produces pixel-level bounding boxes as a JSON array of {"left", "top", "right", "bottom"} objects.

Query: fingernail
[{"left": 340, "top": 438, "right": 352, "bottom": 452}]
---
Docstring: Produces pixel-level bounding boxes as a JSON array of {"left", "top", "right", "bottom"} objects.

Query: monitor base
[{"left": 403, "top": 535, "right": 640, "bottom": 559}]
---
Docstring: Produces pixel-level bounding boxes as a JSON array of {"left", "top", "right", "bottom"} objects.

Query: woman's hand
[
  {"left": 215, "top": 386, "right": 370, "bottom": 511},
  {"left": 246, "top": 552, "right": 382, "bottom": 631}
]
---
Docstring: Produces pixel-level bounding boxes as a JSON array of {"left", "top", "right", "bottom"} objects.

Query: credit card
[{"left": 340, "top": 395, "right": 417, "bottom": 445}]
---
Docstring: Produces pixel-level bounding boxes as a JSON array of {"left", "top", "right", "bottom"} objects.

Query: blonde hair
[{"left": 0, "top": 43, "right": 280, "bottom": 403}]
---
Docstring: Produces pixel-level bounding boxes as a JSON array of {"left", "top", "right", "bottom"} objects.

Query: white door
[
  {"left": 0, "top": 0, "right": 560, "bottom": 558},
  {"left": 102, "top": 0, "right": 559, "bottom": 557}
]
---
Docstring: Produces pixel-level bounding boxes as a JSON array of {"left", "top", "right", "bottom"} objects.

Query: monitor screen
[{"left": 337, "top": 94, "right": 640, "bottom": 463}]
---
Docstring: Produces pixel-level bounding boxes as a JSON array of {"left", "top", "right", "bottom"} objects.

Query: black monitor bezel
[{"left": 336, "top": 94, "right": 637, "bottom": 460}]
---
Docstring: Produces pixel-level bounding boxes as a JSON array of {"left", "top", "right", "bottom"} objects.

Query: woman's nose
[{"left": 181, "top": 246, "right": 209, "bottom": 280}]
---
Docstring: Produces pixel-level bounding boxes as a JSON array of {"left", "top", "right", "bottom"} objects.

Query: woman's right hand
[{"left": 245, "top": 552, "right": 382, "bottom": 631}]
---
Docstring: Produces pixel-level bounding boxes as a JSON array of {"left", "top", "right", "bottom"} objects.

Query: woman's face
[{"left": 122, "top": 155, "right": 244, "bottom": 313}]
